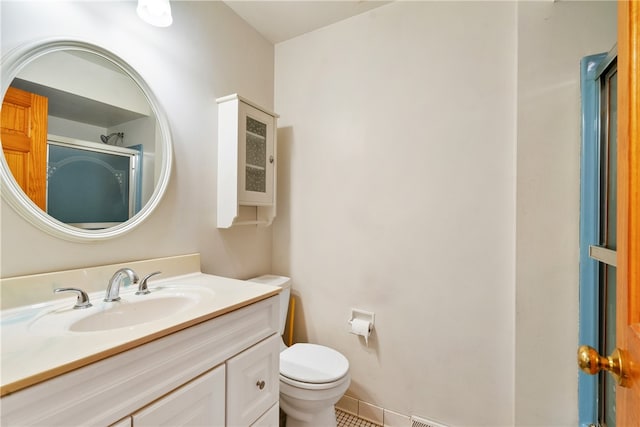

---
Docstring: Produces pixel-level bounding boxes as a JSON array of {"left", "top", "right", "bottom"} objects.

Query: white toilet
[{"left": 249, "top": 275, "right": 350, "bottom": 427}]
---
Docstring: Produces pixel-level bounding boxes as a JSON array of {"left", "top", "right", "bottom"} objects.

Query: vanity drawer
[{"left": 226, "top": 334, "right": 279, "bottom": 426}]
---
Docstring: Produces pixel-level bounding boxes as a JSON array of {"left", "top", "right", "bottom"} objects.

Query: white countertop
[{"left": 0, "top": 272, "right": 279, "bottom": 396}]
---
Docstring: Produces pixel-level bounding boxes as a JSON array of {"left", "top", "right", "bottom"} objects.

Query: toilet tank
[{"left": 248, "top": 275, "right": 291, "bottom": 336}]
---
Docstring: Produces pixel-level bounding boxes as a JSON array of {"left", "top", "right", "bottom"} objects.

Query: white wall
[
  {"left": 0, "top": 1, "right": 274, "bottom": 279},
  {"left": 515, "top": 2, "right": 617, "bottom": 426},
  {"left": 274, "top": 1, "right": 617, "bottom": 426},
  {"left": 0, "top": 1, "right": 619, "bottom": 425},
  {"left": 274, "top": 2, "right": 517, "bottom": 425}
]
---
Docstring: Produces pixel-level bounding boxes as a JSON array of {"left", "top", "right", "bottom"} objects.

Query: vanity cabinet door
[
  {"left": 110, "top": 417, "right": 132, "bottom": 427},
  {"left": 226, "top": 334, "right": 280, "bottom": 427},
  {"left": 132, "top": 365, "right": 225, "bottom": 427},
  {"left": 250, "top": 403, "right": 279, "bottom": 427}
]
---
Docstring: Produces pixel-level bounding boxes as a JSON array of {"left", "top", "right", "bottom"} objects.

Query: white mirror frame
[{"left": 0, "top": 38, "right": 173, "bottom": 242}]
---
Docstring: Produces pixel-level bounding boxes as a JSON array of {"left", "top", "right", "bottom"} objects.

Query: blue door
[{"left": 579, "top": 47, "right": 618, "bottom": 427}]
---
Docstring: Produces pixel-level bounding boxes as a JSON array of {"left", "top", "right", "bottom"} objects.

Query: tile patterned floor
[
  {"left": 280, "top": 408, "right": 381, "bottom": 427},
  {"left": 336, "top": 409, "right": 382, "bottom": 427}
]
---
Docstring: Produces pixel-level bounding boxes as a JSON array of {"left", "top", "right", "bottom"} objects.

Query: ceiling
[{"left": 223, "top": 1, "right": 392, "bottom": 44}]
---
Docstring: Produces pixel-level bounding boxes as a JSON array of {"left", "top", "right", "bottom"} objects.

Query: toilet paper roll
[{"left": 350, "top": 318, "right": 372, "bottom": 345}]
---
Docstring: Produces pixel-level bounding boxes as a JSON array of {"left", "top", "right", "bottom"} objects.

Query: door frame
[
  {"left": 578, "top": 50, "right": 617, "bottom": 427},
  {"left": 578, "top": 52, "right": 602, "bottom": 427}
]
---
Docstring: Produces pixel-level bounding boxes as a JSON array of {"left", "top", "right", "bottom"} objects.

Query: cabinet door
[
  {"left": 251, "top": 404, "right": 279, "bottom": 427},
  {"left": 132, "top": 365, "right": 225, "bottom": 427},
  {"left": 227, "top": 334, "right": 280, "bottom": 426},
  {"left": 238, "top": 102, "right": 275, "bottom": 206},
  {"left": 110, "top": 417, "right": 132, "bottom": 427}
]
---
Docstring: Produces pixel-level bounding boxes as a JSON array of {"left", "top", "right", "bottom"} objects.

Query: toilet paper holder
[{"left": 349, "top": 308, "right": 374, "bottom": 333}]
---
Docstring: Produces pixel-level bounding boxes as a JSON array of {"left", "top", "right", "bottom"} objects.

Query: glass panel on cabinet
[
  {"left": 246, "top": 131, "right": 266, "bottom": 167},
  {"left": 245, "top": 166, "right": 266, "bottom": 193},
  {"left": 245, "top": 116, "right": 267, "bottom": 193}
]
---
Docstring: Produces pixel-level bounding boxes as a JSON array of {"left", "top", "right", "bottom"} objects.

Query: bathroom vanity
[{"left": 0, "top": 255, "right": 281, "bottom": 426}]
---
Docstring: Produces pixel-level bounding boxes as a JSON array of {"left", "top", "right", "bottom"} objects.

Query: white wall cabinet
[
  {"left": 217, "top": 94, "right": 278, "bottom": 228},
  {"left": 1, "top": 296, "right": 280, "bottom": 427}
]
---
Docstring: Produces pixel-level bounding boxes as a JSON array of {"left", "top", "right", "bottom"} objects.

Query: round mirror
[{"left": 0, "top": 39, "right": 172, "bottom": 241}]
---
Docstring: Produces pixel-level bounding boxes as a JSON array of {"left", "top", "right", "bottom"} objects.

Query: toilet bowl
[{"left": 248, "top": 275, "right": 351, "bottom": 427}]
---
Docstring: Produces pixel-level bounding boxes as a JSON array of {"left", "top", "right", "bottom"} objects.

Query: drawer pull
[{"left": 256, "top": 380, "right": 266, "bottom": 390}]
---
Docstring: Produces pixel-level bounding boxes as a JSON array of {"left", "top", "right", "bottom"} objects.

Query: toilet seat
[
  {"left": 280, "top": 371, "right": 351, "bottom": 391},
  {"left": 280, "top": 343, "right": 349, "bottom": 385}
]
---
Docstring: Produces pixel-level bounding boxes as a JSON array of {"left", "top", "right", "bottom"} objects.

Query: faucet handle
[
  {"left": 136, "top": 271, "right": 162, "bottom": 295},
  {"left": 54, "top": 287, "right": 93, "bottom": 309}
]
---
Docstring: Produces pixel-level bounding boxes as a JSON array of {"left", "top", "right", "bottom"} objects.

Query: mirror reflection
[{"left": 1, "top": 48, "right": 162, "bottom": 230}]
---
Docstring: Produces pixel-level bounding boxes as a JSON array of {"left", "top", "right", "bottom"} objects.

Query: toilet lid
[{"left": 280, "top": 343, "right": 349, "bottom": 384}]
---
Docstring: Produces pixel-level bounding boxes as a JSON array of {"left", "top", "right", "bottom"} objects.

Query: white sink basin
[
  {"left": 69, "top": 295, "right": 196, "bottom": 332},
  {"left": 29, "top": 286, "right": 213, "bottom": 334}
]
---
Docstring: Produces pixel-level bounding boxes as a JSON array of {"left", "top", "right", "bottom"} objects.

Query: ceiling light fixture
[{"left": 137, "top": 0, "right": 173, "bottom": 27}]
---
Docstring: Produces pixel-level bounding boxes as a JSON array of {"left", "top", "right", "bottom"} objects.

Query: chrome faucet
[{"left": 104, "top": 268, "right": 139, "bottom": 302}]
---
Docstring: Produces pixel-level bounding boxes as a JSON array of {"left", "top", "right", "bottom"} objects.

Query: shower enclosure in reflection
[{"left": 47, "top": 136, "right": 141, "bottom": 229}]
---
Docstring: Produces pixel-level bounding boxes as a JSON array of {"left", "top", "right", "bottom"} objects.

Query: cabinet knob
[
  {"left": 269, "top": 155, "right": 274, "bottom": 164},
  {"left": 256, "top": 380, "right": 266, "bottom": 390}
]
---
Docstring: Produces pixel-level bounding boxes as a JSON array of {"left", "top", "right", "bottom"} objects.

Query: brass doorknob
[{"left": 577, "top": 345, "right": 631, "bottom": 387}]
